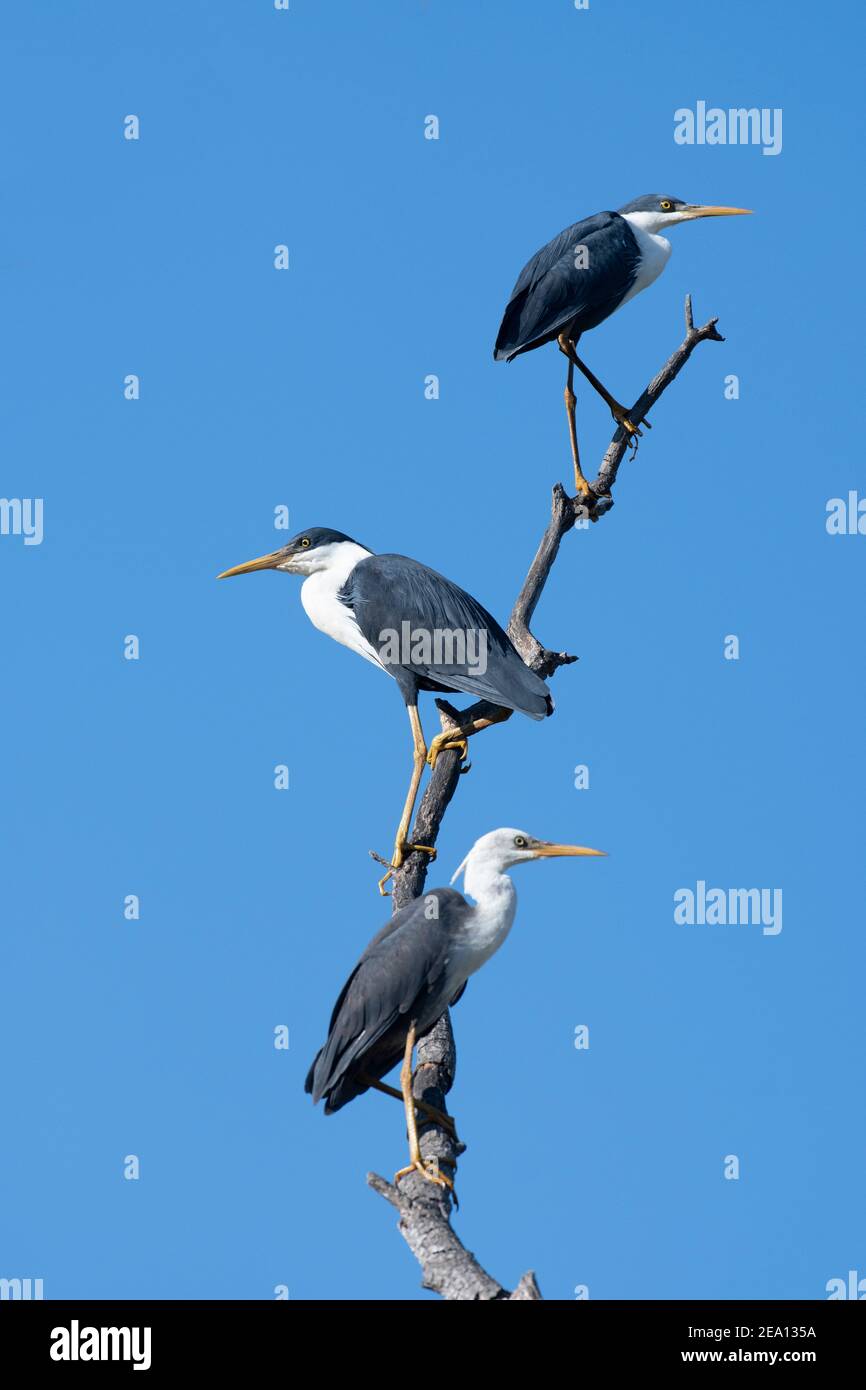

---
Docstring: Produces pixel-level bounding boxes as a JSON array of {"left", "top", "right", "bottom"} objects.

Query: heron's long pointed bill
[
  {"left": 533, "top": 843, "right": 606, "bottom": 859},
  {"left": 681, "top": 205, "right": 753, "bottom": 220},
  {"left": 217, "top": 550, "right": 283, "bottom": 579}
]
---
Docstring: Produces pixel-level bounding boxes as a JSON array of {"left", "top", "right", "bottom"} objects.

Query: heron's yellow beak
[
  {"left": 681, "top": 204, "right": 753, "bottom": 220},
  {"left": 217, "top": 549, "right": 284, "bottom": 579},
  {"left": 532, "top": 842, "right": 606, "bottom": 859}
]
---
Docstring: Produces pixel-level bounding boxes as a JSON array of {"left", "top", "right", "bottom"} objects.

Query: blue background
[{"left": 2, "top": 0, "right": 863, "bottom": 1301}]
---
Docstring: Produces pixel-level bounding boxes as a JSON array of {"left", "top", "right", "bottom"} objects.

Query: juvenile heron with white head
[
  {"left": 495, "top": 194, "right": 752, "bottom": 495},
  {"left": 218, "top": 530, "right": 553, "bottom": 891},
  {"left": 305, "top": 827, "right": 605, "bottom": 1194}
]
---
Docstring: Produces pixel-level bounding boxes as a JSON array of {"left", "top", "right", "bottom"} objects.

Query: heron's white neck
[
  {"left": 299, "top": 541, "right": 383, "bottom": 670},
  {"left": 620, "top": 209, "right": 676, "bottom": 239},
  {"left": 617, "top": 212, "right": 673, "bottom": 308},
  {"left": 300, "top": 540, "right": 373, "bottom": 586},
  {"left": 457, "top": 852, "right": 518, "bottom": 966}
]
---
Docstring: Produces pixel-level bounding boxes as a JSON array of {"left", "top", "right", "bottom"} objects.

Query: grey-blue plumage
[
  {"left": 305, "top": 886, "right": 470, "bottom": 1113},
  {"left": 341, "top": 552, "right": 552, "bottom": 719},
  {"left": 494, "top": 209, "right": 642, "bottom": 361}
]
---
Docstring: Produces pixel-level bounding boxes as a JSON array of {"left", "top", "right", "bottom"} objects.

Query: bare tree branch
[{"left": 368, "top": 300, "right": 723, "bottom": 1299}]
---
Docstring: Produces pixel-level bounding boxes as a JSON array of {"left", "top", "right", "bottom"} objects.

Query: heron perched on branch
[
  {"left": 218, "top": 530, "right": 553, "bottom": 891},
  {"left": 305, "top": 827, "right": 605, "bottom": 1194},
  {"left": 494, "top": 194, "right": 752, "bottom": 496}
]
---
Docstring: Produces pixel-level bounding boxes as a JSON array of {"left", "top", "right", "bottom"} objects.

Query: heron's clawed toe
[
  {"left": 408, "top": 842, "right": 437, "bottom": 861},
  {"left": 427, "top": 734, "right": 470, "bottom": 770},
  {"left": 613, "top": 411, "right": 641, "bottom": 438},
  {"left": 417, "top": 1105, "right": 459, "bottom": 1141},
  {"left": 375, "top": 841, "right": 436, "bottom": 894},
  {"left": 395, "top": 1157, "right": 456, "bottom": 1199},
  {"left": 611, "top": 404, "right": 650, "bottom": 441}
]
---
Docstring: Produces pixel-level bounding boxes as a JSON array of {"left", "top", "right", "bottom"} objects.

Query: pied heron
[
  {"left": 305, "top": 827, "right": 605, "bottom": 1193},
  {"left": 218, "top": 530, "right": 552, "bottom": 891},
  {"left": 494, "top": 194, "right": 752, "bottom": 496}
]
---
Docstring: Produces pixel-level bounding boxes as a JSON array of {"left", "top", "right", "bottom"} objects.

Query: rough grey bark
[{"left": 368, "top": 299, "right": 723, "bottom": 1299}]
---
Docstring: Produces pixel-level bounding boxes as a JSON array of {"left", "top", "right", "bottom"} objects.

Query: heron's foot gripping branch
[
  {"left": 426, "top": 707, "right": 513, "bottom": 775},
  {"left": 395, "top": 1157, "right": 457, "bottom": 1202},
  {"left": 611, "top": 401, "right": 651, "bottom": 441},
  {"left": 373, "top": 843, "right": 437, "bottom": 896},
  {"left": 426, "top": 732, "right": 469, "bottom": 771},
  {"left": 377, "top": 847, "right": 437, "bottom": 896}
]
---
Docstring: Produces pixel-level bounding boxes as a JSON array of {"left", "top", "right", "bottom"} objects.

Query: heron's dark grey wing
[
  {"left": 494, "top": 211, "right": 641, "bottom": 360},
  {"left": 342, "top": 554, "right": 552, "bottom": 719},
  {"left": 305, "top": 888, "right": 471, "bottom": 1113},
  {"left": 507, "top": 214, "right": 608, "bottom": 299}
]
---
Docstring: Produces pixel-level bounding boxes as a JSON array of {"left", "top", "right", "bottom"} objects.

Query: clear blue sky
[{"left": 2, "top": 0, "right": 863, "bottom": 1301}]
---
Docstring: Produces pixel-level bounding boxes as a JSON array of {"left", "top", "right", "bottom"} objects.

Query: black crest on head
[
  {"left": 618, "top": 194, "right": 687, "bottom": 214},
  {"left": 284, "top": 527, "right": 363, "bottom": 551}
]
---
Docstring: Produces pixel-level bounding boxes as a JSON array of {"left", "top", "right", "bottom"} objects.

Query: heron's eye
[
  {"left": 659, "top": 199, "right": 673, "bottom": 211},
  {"left": 299, "top": 537, "right": 311, "bottom": 548},
  {"left": 513, "top": 835, "right": 527, "bottom": 848}
]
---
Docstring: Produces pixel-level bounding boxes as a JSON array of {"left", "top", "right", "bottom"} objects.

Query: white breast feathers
[
  {"left": 300, "top": 543, "right": 388, "bottom": 673},
  {"left": 619, "top": 211, "right": 673, "bottom": 308}
]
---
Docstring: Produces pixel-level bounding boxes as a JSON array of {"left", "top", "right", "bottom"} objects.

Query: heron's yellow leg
[
  {"left": 559, "top": 336, "right": 651, "bottom": 440},
  {"left": 427, "top": 708, "right": 513, "bottom": 771},
  {"left": 377, "top": 705, "right": 436, "bottom": 895},
  {"left": 575, "top": 356, "right": 649, "bottom": 437},
  {"left": 557, "top": 336, "right": 592, "bottom": 498},
  {"left": 393, "top": 1023, "right": 456, "bottom": 1194},
  {"left": 362, "top": 1074, "right": 459, "bottom": 1140}
]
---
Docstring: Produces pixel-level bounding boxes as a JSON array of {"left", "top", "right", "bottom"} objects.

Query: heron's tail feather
[
  {"left": 433, "top": 662, "right": 553, "bottom": 720},
  {"left": 304, "top": 1051, "right": 321, "bottom": 1096}
]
